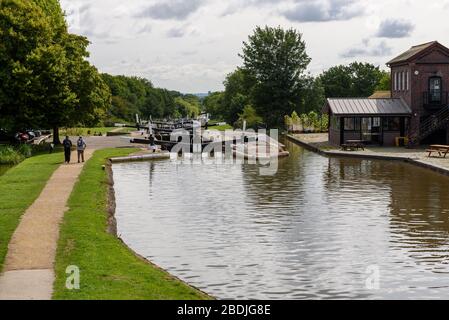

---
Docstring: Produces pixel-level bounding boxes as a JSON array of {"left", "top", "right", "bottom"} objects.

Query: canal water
[{"left": 113, "top": 139, "right": 449, "bottom": 299}]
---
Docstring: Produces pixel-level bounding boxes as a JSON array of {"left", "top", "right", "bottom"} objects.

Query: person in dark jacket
[{"left": 63, "top": 136, "right": 72, "bottom": 164}]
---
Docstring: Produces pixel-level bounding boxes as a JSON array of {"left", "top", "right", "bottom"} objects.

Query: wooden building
[{"left": 326, "top": 41, "right": 449, "bottom": 146}]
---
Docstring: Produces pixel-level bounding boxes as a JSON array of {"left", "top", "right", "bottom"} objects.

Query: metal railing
[{"left": 415, "top": 105, "right": 449, "bottom": 142}]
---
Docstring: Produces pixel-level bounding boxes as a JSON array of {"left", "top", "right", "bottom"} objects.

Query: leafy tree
[
  {"left": 235, "top": 105, "right": 263, "bottom": 129},
  {"left": 351, "top": 62, "right": 384, "bottom": 97},
  {"left": 240, "top": 26, "right": 311, "bottom": 127},
  {"left": 203, "top": 92, "right": 225, "bottom": 120},
  {"left": 299, "top": 76, "right": 326, "bottom": 114},
  {"left": 0, "top": 0, "right": 111, "bottom": 143},
  {"left": 319, "top": 65, "right": 353, "bottom": 98},
  {"left": 174, "top": 97, "right": 200, "bottom": 118},
  {"left": 320, "top": 62, "right": 385, "bottom": 98},
  {"left": 376, "top": 71, "right": 391, "bottom": 91},
  {"left": 221, "top": 68, "right": 255, "bottom": 125}
]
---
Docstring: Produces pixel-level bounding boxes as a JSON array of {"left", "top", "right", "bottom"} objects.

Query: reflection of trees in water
[
  {"left": 240, "top": 138, "right": 307, "bottom": 213},
  {"left": 387, "top": 164, "right": 449, "bottom": 264},
  {"left": 324, "top": 156, "right": 449, "bottom": 265}
]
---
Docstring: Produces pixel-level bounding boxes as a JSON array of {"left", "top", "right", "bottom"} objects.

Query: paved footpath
[{"left": 0, "top": 150, "right": 93, "bottom": 300}]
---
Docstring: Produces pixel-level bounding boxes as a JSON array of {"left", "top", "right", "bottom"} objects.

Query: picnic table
[
  {"left": 427, "top": 145, "right": 449, "bottom": 158},
  {"left": 341, "top": 140, "right": 365, "bottom": 151}
]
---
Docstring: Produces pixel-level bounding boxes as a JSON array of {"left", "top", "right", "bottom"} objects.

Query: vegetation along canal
[
  {"left": 112, "top": 139, "right": 449, "bottom": 299},
  {"left": 0, "top": 165, "right": 13, "bottom": 177}
]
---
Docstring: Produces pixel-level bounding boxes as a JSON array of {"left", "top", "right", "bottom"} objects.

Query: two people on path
[{"left": 62, "top": 136, "right": 87, "bottom": 164}]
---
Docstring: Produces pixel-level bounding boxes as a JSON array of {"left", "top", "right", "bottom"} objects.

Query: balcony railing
[{"left": 423, "top": 91, "right": 448, "bottom": 109}]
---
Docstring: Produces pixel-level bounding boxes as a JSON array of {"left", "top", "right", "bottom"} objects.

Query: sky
[{"left": 60, "top": 0, "right": 449, "bottom": 93}]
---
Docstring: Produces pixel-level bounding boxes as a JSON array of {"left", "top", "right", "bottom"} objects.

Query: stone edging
[
  {"left": 105, "top": 156, "right": 214, "bottom": 299},
  {"left": 286, "top": 135, "right": 449, "bottom": 177}
]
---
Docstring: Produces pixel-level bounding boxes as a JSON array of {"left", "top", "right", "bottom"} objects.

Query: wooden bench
[
  {"left": 341, "top": 140, "right": 365, "bottom": 151},
  {"left": 427, "top": 145, "right": 449, "bottom": 158}
]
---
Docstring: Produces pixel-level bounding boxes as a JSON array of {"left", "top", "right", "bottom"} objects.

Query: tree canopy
[
  {"left": 101, "top": 74, "right": 202, "bottom": 123},
  {"left": 240, "top": 26, "right": 312, "bottom": 127},
  {"left": 319, "top": 62, "right": 388, "bottom": 98},
  {"left": 0, "top": 0, "right": 111, "bottom": 143}
]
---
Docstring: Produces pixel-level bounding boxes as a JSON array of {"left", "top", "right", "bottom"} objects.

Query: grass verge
[
  {"left": 0, "top": 152, "right": 63, "bottom": 270},
  {"left": 53, "top": 148, "right": 210, "bottom": 300}
]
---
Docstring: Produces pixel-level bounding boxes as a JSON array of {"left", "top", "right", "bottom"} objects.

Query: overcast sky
[{"left": 60, "top": 0, "right": 449, "bottom": 93}]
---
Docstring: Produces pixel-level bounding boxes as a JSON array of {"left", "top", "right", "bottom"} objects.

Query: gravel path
[{"left": 0, "top": 150, "right": 93, "bottom": 300}]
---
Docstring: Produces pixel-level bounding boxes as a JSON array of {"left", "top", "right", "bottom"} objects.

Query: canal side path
[
  {"left": 288, "top": 133, "right": 449, "bottom": 176},
  {"left": 0, "top": 135, "right": 209, "bottom": 300},
  {"left": 0, "top": 150, "right": 93, "bottom": 300}
]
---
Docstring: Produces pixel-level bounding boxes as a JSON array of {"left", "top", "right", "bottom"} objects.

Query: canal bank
[
  {"left": 53, "top": 148, "right": 210, "bottom": 300},
  {"left": 287, "top": 134, "right": 449, "bottom": 178}
]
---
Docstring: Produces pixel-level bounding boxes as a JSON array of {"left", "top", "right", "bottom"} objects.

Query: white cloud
[{"left": 59, "top": 0, "right": 449, "bottom": 92}]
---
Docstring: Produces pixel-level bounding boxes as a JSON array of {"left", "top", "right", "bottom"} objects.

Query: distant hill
[{"left": 192, "top": 93, "right": 210, "bottom": 99}]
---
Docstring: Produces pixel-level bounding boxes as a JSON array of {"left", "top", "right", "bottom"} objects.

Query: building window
[
  {"left": 399, "top": 72, "right": 402, "bottom": 91},
  {"left": 344, "top": 118, "right": 360, "bottom": 131},
  {"left": 429, "top": 76, "right": 442, "bottom": 103},
  {"left": 393, "top": 72, "right": 397, "bottom": 91},
  {"left": 383, "top": 117, "right": 401, "bottom": 131},
  {"left": 405, "top": 71, "right": 410, "bottom": 91}
]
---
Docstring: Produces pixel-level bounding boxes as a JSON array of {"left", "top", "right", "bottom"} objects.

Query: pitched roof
[
  {"left": 369, "top": 91, "right": 391, "bottom": 99},
  {"left": 327, "top": 98, "right": 412, "bottom": 116},
  {"left": 387, "top": 41, "right": 441, "bottom": 65}
]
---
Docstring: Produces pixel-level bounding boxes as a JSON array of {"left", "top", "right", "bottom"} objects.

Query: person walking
[
  {"left": 77, "top": 136, "right": 87, "bottom": 163},
  {"left": 149, "top": 134, "right": 157, "bottom": 153},
  {"left": 62, "top": 136, "right": 72, "bottom": 164}
]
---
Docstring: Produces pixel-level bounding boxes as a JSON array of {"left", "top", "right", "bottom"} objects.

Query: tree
[
  {"left": 350, "top": 62, "right": 384, "bottom": 97},
  {"left": 203, "top": 92, "right": 225, "bottom": 120},
  {"left": 320, "top": 62, "right": 385, "bottom": 98},
  {"left": 240, "top": 26, "right": 311, "bottom": 127},
  {"left": 376, "top": 71, "right": 391, "bottom": 91},
  {"left": 299, "top": 76, "right": 326, "bottom": 114},
  {"left": 221, "top": 68, "right": 255, "bottom": 125},
  {"left": 0, "top": 0, "right": 111, "bottom": 143},
  {"left": 235, "top": 105, "right": 263, "bottom": 129}
]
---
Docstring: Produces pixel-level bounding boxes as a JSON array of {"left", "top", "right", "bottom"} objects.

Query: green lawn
[
  {"left": 53, "top": 148, "right": 210, "bottom": 300},
  {"left": 208, "top": 124, "right": 233, "bottom": 131},
  {"left": 0, "top": 152, "right": 63, "bottom": 271},
  {"left": 60, "top": 127, "right": 116, "bottom": 137}
]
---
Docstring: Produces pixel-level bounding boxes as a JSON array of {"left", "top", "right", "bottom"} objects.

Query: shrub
[{"left": 0, "top": 146, "right": 25, "bottom": 165}]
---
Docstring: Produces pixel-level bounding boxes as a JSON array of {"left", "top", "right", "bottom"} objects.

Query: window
[
  {"left": 405, "top": 71, "right": 410, "bottom": 91},
  {"left": 429, "top": 76, "right": 442, "bottom": 103},
  {"left": 393, "top": 72, "right": 398, "bottom": 91},
  {"left": 394, "top": 72, "right": 397, "bottom": 91},
  {"left": 402, "top": 72, "right": 406, "bottom": 91},
  {"left": 383, "top": 117, "right": 401, "bottom": 131},
  {"left": 344, "top": 118, "right": 360, "bottom": 131},
  {"left": 399, "top": 72, "right": 402, "bottom": 91}
]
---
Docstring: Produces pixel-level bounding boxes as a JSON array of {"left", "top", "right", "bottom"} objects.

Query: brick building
[{"left": 326, "top": 41, "right": 449, "bottom": 146}]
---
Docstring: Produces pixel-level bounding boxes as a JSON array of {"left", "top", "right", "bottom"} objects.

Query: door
[{"left": 361, "top": 117, "right": 382, "bottom": 145}]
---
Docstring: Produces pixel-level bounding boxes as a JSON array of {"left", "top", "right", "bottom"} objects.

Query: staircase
[{"left": 410, "top": 106, "right": 449, "bottom": 144}]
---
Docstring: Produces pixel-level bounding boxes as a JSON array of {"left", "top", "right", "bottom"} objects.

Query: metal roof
[
  {"left": 327, "top": 98, "right": 412, "bottom": 116},
  {"left": 387, "top": 41, "right": 438, "bottom": 65}
]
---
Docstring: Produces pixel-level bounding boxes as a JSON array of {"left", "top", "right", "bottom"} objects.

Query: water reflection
[{"left": 113, "top": 139, "right": 449, "bottom": 299}]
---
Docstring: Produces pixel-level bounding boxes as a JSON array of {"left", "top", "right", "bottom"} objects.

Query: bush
[
  {"left": 0, "top": 146, "right": 25, "bottom": 165},
  {"left": 0, "top": 143, "right": 46, "bottom": 165},
  {"left": 284, "top": 111, "right": 329, "bottom": 133}
]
